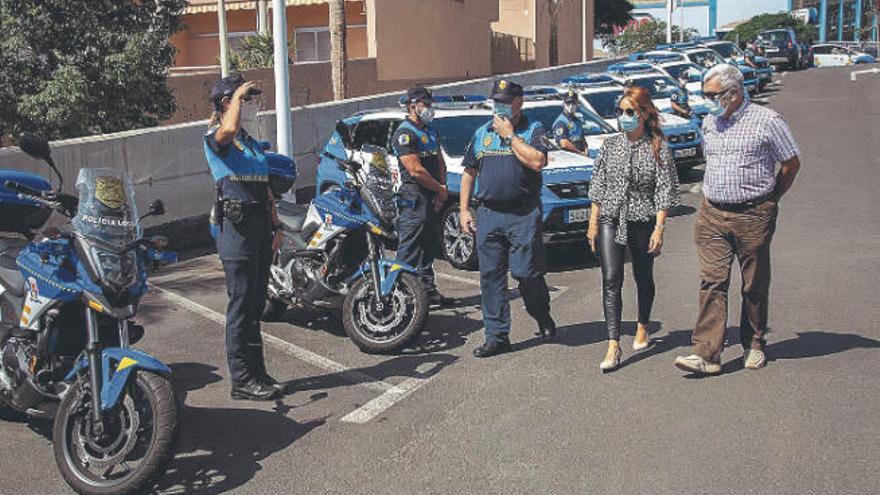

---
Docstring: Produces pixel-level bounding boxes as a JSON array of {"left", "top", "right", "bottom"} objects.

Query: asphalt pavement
[{"left": 3, "top": 66, "right": 879, "bottom": 495}]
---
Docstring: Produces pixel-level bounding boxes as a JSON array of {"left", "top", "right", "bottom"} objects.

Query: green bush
[
  {"left": 609, "top": 20, "right": 699, "bottom": 55},
  {"left": 724, "top": 13, "right": 818, "bottom": 45}
]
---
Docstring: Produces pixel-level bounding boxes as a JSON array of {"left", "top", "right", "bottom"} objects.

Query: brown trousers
[{"left": 692, "top": 198, "right": 778, "bottom": 361}]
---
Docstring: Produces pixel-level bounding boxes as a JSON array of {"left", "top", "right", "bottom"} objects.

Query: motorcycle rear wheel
[
  {"left": 343, "top": 272, "right": 427, "bottom": 353},
  {"left": 53, "top": 370, "right": 177, "bottom": 495}
]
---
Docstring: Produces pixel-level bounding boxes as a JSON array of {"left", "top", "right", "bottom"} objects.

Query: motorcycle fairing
[
  {"left": 312, "top": 187, "right": 382, "bottom": 230},
  {"left": 346, "top": 259, "right": 418, "bottom": 297},
  {"left": 64, "top": 347, "right": 171, "bottom": 410}
]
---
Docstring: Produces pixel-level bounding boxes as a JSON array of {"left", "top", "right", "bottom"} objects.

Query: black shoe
[
  {"left": 231, "top": 379, "right": 281, "bottom": 401},
  {"left": 473, "top": 338, "right": 512, "bottom": 358},
  {"left": 536, "top": 317, "right": 557, "bottom": 341},
  {"left": 428, "top": 290, "right": 451, "bottom": 308},
  {"left": 260, "top": 373, "right": 288, "bottom": 393}
]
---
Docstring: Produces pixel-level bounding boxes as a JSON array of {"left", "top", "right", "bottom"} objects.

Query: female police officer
[
  {"left": 459, "top": 79, "right": 557, "bottom": 358},
  {"left": 205, "top": 74, "right": 284, "bottom": 401}
]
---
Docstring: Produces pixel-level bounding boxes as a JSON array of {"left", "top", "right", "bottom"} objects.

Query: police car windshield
[
  {"left": 432, "top": 115, "right": 492, "bottom": 157},
  {"left": 582, "top": 90, "right": 624, "bottom": 119},
  {"left": 628, "top": 76, "right": 679, "bottom": 99},
  {"left": 710, "top": 43, "right": 741, "bottom": 58},
  {"left": 523, "top": 105, "right": 615, "bottom": 136},
  {"left": 688, "top": 50, "right": 724, "bottom": 67},
  {"left": 662, "top": 64, "right": 698, "bottom": 81},
  {"left": 761, "top": 30, "right": 788, "bottom": 42}
]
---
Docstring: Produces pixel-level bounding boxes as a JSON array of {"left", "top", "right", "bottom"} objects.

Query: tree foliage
[
  {"left": 595, "top": 0, "right": 635, "bottom": 42},
  {"left": 0, "top": 0, "right": 187, "bottom": 141},
  {"left": 609, "top": 20, "right": 699, "bottom": 55},
  {"left": 723, "top": 13, "right": 818, "bottom": 45},
  {"left": 228, "top": 34, "right": 291, "bottom": 71}
]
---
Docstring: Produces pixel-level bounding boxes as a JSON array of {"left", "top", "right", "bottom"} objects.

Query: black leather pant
[{"left": 597, "top": 219, "right": 656, "bottom": 341}]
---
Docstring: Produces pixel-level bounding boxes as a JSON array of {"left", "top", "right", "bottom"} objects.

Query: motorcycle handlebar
[{"left": 4, "top": 179, "right": 45, "bottom": 198}]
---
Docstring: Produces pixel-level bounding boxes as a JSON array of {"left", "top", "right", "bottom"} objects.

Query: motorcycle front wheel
[
  {"left": 343, "top": 272, "right": 427, "bottom": 353},
  {"left": 53, "top": 371, "right": 177, "bottom": 495}
]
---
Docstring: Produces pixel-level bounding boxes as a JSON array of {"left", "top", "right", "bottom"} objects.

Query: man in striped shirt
[{"left": 675, "top": 64, "right": 802, "bottom": 375}]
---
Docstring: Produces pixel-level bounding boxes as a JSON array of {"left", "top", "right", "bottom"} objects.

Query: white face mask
[{"left": 239, "top": 100, "right": 260, "bottom": 130}]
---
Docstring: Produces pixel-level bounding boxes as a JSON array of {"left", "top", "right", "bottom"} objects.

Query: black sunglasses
[
  {"left": 616, "top": 108, "right": 639, "bottom": 117},
  {"left": 703, "top": 88, "right": 731, "bottom": 102}
]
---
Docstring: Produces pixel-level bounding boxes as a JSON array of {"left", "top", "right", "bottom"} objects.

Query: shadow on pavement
[
  {"left": 282, "top": 353, "right": 458, "bottom": 394},
  {"left": 768, "top": 331, "right": 880, "bottom": 361},
  {"left": 154, "top": 363, "right": 327, "bottom": 494},
  {"left": 404, "top": 312, "right": 485, "bottom": 354}
]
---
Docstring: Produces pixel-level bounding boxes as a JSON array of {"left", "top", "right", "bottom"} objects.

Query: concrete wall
[{"left": 0, "top": 57, "right": 620, "bottom": 243}]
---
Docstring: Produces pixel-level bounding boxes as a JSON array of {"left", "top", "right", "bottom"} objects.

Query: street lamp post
[
  {"left": 273, "top": 0, "right": 293, "bottom": 160},
  {"left": 666, "top": 0, "right": 674, "bottom": 44},
  {"left": 217, "top": 0, "right": 229, "bottom": 77}
]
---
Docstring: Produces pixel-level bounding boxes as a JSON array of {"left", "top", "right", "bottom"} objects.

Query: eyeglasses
[
  {"left": 616, "top": 108, "right": 640, "bottom": 117},
  {"left": 703, "top": 88, "right": 732, "bottom": 102}
]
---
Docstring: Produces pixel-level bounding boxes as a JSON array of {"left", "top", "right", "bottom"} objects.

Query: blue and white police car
[
  {"left": 315, "top": 94, "right": 613, "bottom": 270},
  {"left": 701, "top": 39, "right": 773, "bottom": 89},
  {"left": 656, "top": 43, "right": 760, "bottom": 94}
]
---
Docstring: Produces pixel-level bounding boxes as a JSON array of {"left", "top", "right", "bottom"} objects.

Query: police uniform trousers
[
  {"left": 395, "top": 185, "right": 438, "bottom": 292},
  {"left": 476, "top": 202, "right": 551, "bottom": 342},
  {"left": 217, "top": 208, "right": 272, "bottom": 384}
]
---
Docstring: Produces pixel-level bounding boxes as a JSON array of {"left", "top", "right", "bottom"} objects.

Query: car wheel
[{"left": 439, "top": 203, "right": 478, "bottom": 271}]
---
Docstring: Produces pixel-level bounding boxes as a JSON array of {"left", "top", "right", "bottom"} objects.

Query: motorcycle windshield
[{"left": 72, "top": 168, "right": 141, "bottom": 251}]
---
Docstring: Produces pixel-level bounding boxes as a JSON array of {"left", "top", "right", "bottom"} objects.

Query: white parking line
[
  {"left": 149, "top": 283, "right": 431, "bottom": 419},
  {"left": 436, "top": 272, "right": 569, "bottom": 301}
]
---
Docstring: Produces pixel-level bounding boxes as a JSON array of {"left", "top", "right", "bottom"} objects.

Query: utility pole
[
  {"left": 273, "top": 0, "right": 293, "bottom": 159},
  {"left": 218, "top": 0, "right": 229, "bottom": 77},
  {"left": 582, "top": 0, "right": 587, "bottom": 63},
  {"left": 257, "top": 0, "right": 269, "bottom": 35},
  {"left": 666, "top": 0, "right": 674, "bottom": 44}
]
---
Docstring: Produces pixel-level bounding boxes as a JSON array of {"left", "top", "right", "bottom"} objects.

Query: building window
[{"left": 295, "top": 25, "right": 368, "bottom": 64}]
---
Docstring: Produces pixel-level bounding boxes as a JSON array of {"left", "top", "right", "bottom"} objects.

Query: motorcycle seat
[
  {"left": 277, "top": 201, "right": 309, "bottom": 233},
  {"left": 0, "top": 266, "right": 25, "bottom": 297}
]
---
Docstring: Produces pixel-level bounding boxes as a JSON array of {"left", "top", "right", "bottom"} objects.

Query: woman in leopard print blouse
[{"left": 587, "top": 86, "right": 680, "bottom": 372}]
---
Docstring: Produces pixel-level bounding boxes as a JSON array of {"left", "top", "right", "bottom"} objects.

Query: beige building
[{"left": 173, "top": 0, "right": 595, "bottom": 78}]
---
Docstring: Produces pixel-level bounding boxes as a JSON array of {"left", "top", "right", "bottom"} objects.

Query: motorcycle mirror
[
  {"left": 148, "top": 199, "right": 165, "bottom": 216},
  {"left": 18, "top": 133, "right": 51, "bottom": 161},
  {"left": 335, "top": 121, "right": 354, "bottom": 149}
]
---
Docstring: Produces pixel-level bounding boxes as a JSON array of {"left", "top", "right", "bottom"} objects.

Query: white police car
[
  {"left": 316, "top": 94, "right": 610, "bottom": 270},
  {"left": 656, "top": 43, "right": 760, "bottom": 94},
  {"left": 701, "top": 39, "right": 773, "bottom": 89},
  {"left": 586, "top": 65, "right": 704, "bottom": 167}
]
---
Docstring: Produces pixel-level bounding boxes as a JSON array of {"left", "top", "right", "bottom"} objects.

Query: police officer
[
  {"left": 205, "top": 74, "right": 284, "bottom": 401},
  {"left": 669, "top": 85, "right": 693, "bottom": 120},
  {"left": 459, "top": 79, "right": 557, "bottom": 358},
  {"left": 392, "top": 85, "right": 449, "bottom": 307},
  {"left": 742, "top": 43, "right": 760, "bottom": 70},
  {"left": 551, "top": 88, "right": 588, "bottom": 155}
]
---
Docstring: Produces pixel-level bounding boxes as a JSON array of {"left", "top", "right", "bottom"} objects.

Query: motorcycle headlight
[{"left": 91, "top": 247, "right": 136, "bottom": 288}]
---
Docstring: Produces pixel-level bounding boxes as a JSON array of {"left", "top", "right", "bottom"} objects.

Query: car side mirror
[
  {"left": 18, "top": 133, "right": 52, "bottom": 161},
  {"left": 335, "top": 121, "right": 354, "bottom": 149}
]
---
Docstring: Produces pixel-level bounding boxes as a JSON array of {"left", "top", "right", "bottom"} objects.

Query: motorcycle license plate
[
  {"left": 567, "top": 208, "right": 589, "bottom": 223},
  {"left": 674, "top": 148, "right": 697, "bottom": 158}
]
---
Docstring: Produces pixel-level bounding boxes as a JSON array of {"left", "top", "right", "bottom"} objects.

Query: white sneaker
[
  {"left": 743, "top": 349, "right": 766, "bottom": 370},
  {"left": 674, "top": 354, "right": 722, "bottom": 375}
]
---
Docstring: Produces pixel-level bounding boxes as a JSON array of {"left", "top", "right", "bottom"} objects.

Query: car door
[{"left": 812, "top": 45, "right": 829, "bottom": 66}]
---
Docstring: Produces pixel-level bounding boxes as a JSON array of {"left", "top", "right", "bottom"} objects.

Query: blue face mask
[
  {"left": 706, "top": 99, "right": 727, "bottom": 117},
  {"left": 618, "top": 114, "right": 640, "bottom": 132},
  {"left": 493, "top": 102, "right": 513, "bottom": 119}
]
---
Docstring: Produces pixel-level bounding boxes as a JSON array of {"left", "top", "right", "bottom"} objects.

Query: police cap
[
  {"left": 490, "top": 79, "right": 524, "bottom": 103},
  {"left": 210, "top": 73, "right": 262, "bottom": 110},
  {"left": 405, "top": 85, "right": 433, "bottom": 105},
  {"left": 563, "top": 88, "right": 578, "bottom": 104}
]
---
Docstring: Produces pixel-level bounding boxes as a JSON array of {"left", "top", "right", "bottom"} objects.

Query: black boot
[
  {"left": 536, "top": 317, "right": 557, "bottom": 341},
  {"left": 473, "top": 337, "right": 512, "bottom": 358},
  {"left": 231, "top": 379, "right": 281, "bottom": 401}
]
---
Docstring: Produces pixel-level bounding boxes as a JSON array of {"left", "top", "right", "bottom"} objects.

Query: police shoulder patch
[
  {"left": 398, "top": 133, "right": 411, "bottom": 146},
  {"left": 555, "top": 127, "right": 565, "bottom": 136},
  {"left": 420, "top": 134, "right": 428, "bottom": 144},
  {"left": 482, "top": 135, "right": 493, "bottom": 147}
]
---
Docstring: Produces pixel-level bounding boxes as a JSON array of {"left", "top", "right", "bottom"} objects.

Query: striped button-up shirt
[{"left": 701, "top": 101, "right": 800, "bottom": 204}]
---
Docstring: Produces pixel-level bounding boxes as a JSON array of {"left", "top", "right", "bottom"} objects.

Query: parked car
[
  {"left": 315, "top": 95, "right": 613, "bottom": 270},
  {"left": 655, "top": 43, "right": 760, "bottom": 93},
  {"left": 702, "top": 40, "right": 774, "bottom": 89},
  {"left": 758, "top": 28, "right": 804, "bottom": 69},
  {"left": 812, "top": 43, "right": 877, "bottom": 67}
]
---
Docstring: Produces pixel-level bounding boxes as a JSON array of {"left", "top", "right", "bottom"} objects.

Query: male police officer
[
  {"left": 392, "top": 85, "right": 449, "bottom": 306},
  {"left": 551, "top": 88, "right": 588, "bottom": 155},
  {"left": 669, "top": 85, "right": 693, "bottom": 120},
  {"left": 459, "top": 79, "right": 557, "bottom": 358}
]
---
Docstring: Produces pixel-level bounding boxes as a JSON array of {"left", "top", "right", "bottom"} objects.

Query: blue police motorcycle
[
  {"left": 264, "top": 122, "right": 428, "bottom": 353},
  {"left": 0, "top": 134, "right": 178, "bottom": 494}
]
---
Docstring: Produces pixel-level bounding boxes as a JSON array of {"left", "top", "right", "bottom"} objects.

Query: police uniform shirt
[
  {"left": 670, "top": 87, "right": 690, "bottom": 109},
  {"left": 551, "top": 113, "right": 586, "bottom": 152},
  {"left": 391, "top": 118, "right": 442, "bottom": 192},
  {"left": 204, "top": 126, "right": 269, "bottom": 204},
  {"left": 462, "top": 115, "right": 547, "bottom": 205}
]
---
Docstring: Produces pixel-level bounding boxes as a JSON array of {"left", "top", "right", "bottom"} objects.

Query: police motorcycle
[
  {"left": 0, "top": 134, "right": 178, "bottom": 495},
  {"left": 263, "top": 122, "right": 428, "bottom": 353}
]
